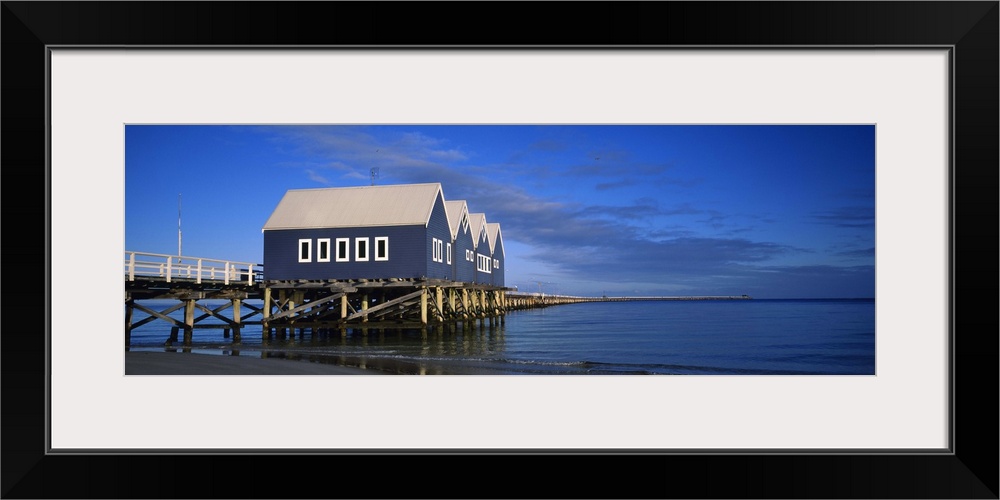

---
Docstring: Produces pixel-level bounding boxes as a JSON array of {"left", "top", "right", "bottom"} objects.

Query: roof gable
[
  {"left": 263, "top": 183, "right": 444, "bottom": 230},
  {"left": 444, "top": 200, "right": 469, "bottom": 241},
  {"left": 486, "top": 222, "right": 505, "bottom": 256},
  {"left": 468, "top": 213, "right": 487, "bottom": 250}
]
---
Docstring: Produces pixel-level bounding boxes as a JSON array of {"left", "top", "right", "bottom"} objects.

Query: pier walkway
[
  {"left": 504, "top": 293, "right": 751, "bottom": 309},
  {"left": 124, "top": 251, "right": 750, "bottom": 347}
]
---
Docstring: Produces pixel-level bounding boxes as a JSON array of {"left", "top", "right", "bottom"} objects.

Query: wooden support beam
[
  {"left": 435, "top": 287, "right": 444, "bottom": 322},
  {"left": 132, "top": 302, "right": 185, "bottom": 328},
  {"left": 193, "top": 301, "right": 237, "bottom": 326},
  {"left": 263, "top": 287, "right": 272, "bottom": 320},
  {"left": 183, "top": 299, "right": 195, "bottom": 345},
  {"left": 366, "top": 298, "right": 421, "bottom": 319},
  {"left": 268, "top": 292, "right": 345, "bottom": 321},
  {"left": 262, "top": 286, "right": 272, "bottom": 340},
  {"left": 362, "top": 294, "right": 369, "bottom": 323},
  {"left": 420, "top": 288, "right": 428, "bottom": 325},
  {"left": 233, "top": 299, "right": 242, "bottom": 343},
  {"left": 343, "top": 290, "right": 424, "bottom": 322},
  {"left": 125, "top": 299, "right": 133, "bottom": 347}
]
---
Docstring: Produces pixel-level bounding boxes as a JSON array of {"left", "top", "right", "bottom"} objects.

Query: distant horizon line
[{"left": 503, "top": 292, "right": 874, "bottom": 300}]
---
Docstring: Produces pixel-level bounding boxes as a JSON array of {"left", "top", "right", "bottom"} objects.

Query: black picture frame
[{"left": 3, "top": 2, "right": 997, "bottom": 498}]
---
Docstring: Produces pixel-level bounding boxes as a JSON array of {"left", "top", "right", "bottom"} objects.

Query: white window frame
[
  {"left": 493, "top": 258, "right": 499, "bottom": 269},
  {"left": 355, "top": 237, "right": 369, "bottom": 262},
  {"left": 476, "top": 253, "right": 492, "bottom": 274},
  {"left": 298, "top": 239, "right": 312, "bottom": 263},
  {"left": 317, "top": 238, "right": 331, "bottom": 262},
  {"left": 375, "top": 236, "right": 389, "bottom": 261},
  {"left": 336, "top": 238, "right": 350, "bottom": 262},
  {"left": 446, "top": 243, "right": 452, "bottom": 265},
  {"left": 432, "top": 238, "right": 444, "bottom": 263}
]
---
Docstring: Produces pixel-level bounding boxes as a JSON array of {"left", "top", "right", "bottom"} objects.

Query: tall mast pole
[{"left": 178, "top": 193, "right": 182, "bottom": 257}]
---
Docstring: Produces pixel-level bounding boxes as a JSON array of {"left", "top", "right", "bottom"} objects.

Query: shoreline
[
  {"left": 124, "top": 350, "right": 391, "bottom": 375},
  {"left": 123, "top": 348, "right": 497, "bottom": 375}
]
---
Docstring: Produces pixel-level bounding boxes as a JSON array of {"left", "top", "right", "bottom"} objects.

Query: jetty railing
[{"left": 124, "top": 251, "right": 259, "bottom": 285}]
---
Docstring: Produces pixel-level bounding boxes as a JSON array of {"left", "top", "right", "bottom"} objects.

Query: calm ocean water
[{"left": 126, "top": 298, "right": 876, "bottom": 375}]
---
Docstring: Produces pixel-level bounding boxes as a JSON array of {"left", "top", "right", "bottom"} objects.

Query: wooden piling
[
  {"left": 262, "top": 286, "right": 272, "bottom": 340},
  {"left": 183, "top": 299, "right": 195, "bottom": 346},
  {"left": 232, "top": 298, "right": 242, "bottom": 343},
  {"left": 435, "top": 287, "right": 444, "bottom": 322},
  {"left": 362, "top": 294, "right": 369, "bottom": 323},
  {"left": 125, "top": 299, "right": 134, "bottom": 347},
  {"left": 420, "top": 288, "right": 428, "bottom": 325}
]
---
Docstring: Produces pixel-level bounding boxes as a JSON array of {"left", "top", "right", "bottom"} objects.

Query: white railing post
[{"left": 125, "top": 252, "right": 259, "bottom": 285}]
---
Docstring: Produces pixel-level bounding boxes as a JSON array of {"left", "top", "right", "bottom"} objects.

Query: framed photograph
[{"left": 4, "top": 2, "right": 996, "bottom": 498}]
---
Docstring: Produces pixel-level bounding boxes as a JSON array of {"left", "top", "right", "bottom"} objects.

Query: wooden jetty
[
  {"left": 124, "top": 252, "right": 262, "bottom": 346},
  {"left": 503, "top": 292, "right": 752, "bottom": 309},
  {"left": 125, "top": 251, "right": 750, "bottom": 347},
  {"left": 259, "top": 278, "right": 507, "bottom": 339},
  {"left": 125, "top": 251, "right": 509, "bottom": 347}
]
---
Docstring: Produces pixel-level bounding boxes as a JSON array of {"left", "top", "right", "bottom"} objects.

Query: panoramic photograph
[{"left": 124, "top": 124, "right": 876, "bottom": 375}]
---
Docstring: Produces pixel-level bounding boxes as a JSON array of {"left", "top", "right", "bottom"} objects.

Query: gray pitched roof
[
  {"left": 468, "top": 213, "right": 487, "bottom": 250},
  {"left": 486, "top": 222, "right": 504, "bottom": 256},
  {"left": 263, "top": 183, "right": 444, "bottom": 230},
  {"left": 444, "top": 200, "right": 469, "bottom": 240}
]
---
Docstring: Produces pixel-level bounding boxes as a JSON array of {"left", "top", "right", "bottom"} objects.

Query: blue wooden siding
[
  {"left": 491, "top": 233, "right": 505, "bottom": 287},
  {"left": 473, "top": 226, "right": 491, "bottom": 284},
  {"left": 263, "top": 225, "right": 427, "bottom": 280},
  {"left": 452, "top": 222, "right": 476, "bottom": 283},
  {"left": 423, "top": 193, "right": 452, "bottom": 280}
]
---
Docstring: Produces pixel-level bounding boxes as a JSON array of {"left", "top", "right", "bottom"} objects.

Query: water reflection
[
  {"left": 142, "top": 323, "right": 507, "bottom": 374},
  {"left": 236, "top": 324, "right": 507, "bottom": 374}
]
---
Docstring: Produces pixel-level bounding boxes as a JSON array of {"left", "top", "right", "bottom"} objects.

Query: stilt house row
[{"left": 262, "top": 183, "right": 504, "bottom": 285}]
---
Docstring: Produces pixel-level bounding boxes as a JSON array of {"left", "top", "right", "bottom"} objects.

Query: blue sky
[{"left": 125, "top": 124, "right": 875, "bottom": 299}]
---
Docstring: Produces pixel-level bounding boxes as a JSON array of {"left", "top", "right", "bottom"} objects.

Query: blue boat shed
[
  {"left": 262, "top": 183, "right": 505, "bottom": 287},
  {"left": 262, "top": 183, "right": 455, "bottom": 281}
]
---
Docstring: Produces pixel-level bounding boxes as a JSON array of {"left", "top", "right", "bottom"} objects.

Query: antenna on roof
[{"left": 370, "top": 167, "right": 379, "bottom": 186}]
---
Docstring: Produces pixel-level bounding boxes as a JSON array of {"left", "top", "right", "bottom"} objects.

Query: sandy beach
[{"left": 124, "top": 350, "right": 389, "bottom": 375}]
